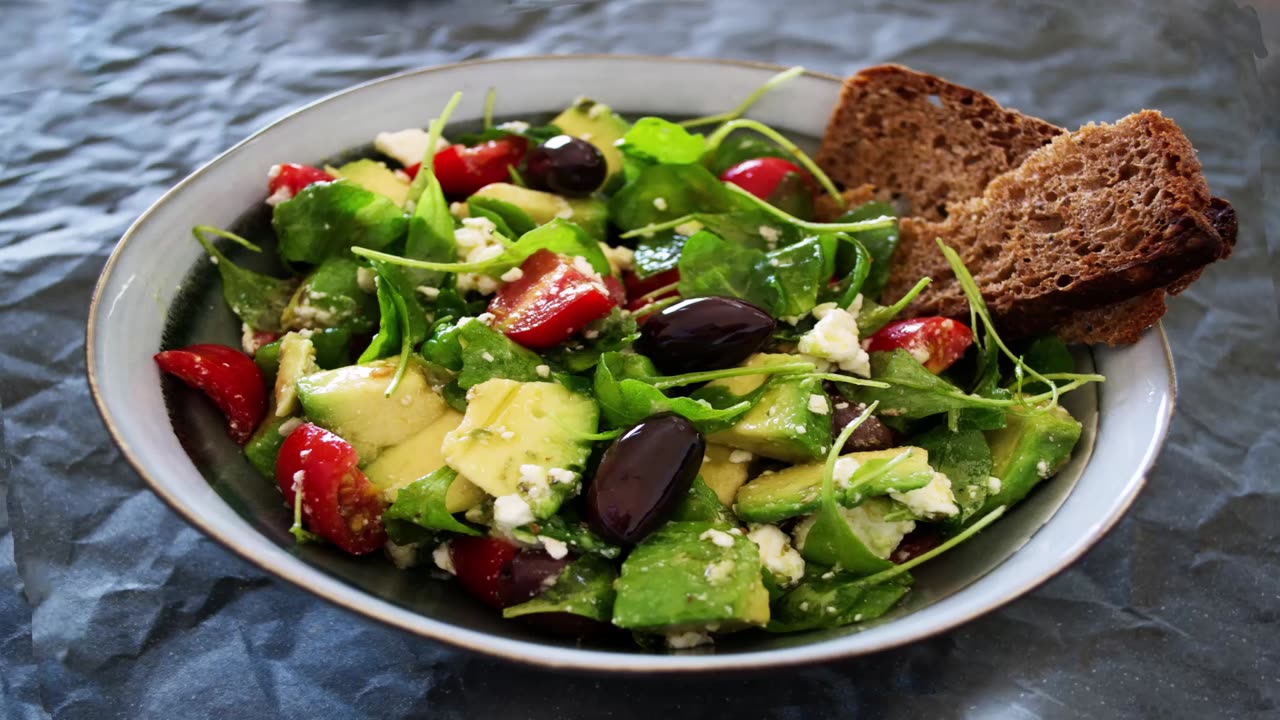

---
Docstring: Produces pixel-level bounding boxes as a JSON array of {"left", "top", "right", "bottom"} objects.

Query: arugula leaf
[
  {"left": 593, "top": 352, "right": 753, "bottom": 431},
  {"left": 382, "top": 467, "right": 481, "bottom": 543},
  {"left": 468, "top": 195, "right": 536, "bottom": 237},
  {"left": 403, "top": 176, "right": 456, "bottom": 291},
  {"left": 455, "top": 319, "right": 545, "bottom": 389},
  {"left": 847, "top": 350, "right": 1008, "bottom": 420},
  {"left": 1019, "top": 335, "right": 1075, "bottom": 395},
  {"left": 608, "top": 163, "right": 734, "bottom": 231},
  {"left": 354, "top": 260, "right": 429, "bottom": 394},
  {"left": 855, "top": 277, "right": 932, "bottom": 336},
  {"left": 192, "top": 227, "right": 297, "bottom": 333},
  {"left": 272, "top": 180, "right": 408, "bottom": 266},
  {"left": 358, "top": 273, "right": 404, "bottom": 363},
  {"left": 502, "top": 555, "right": 617, "bottom": 623},
  {"left": 618, "top": 117, "right": 706, "bottom": 167},
  {"left": 913, "top": 426, "right": 994, "bottom": 524},
  {"left": 767, "top": 571, "right": 912, "bottom": 632},
  {"left": 832, "top": 202, "right": 900, "bottom": 300},
  {"left": 703, "top": 131, "right": 791, "bottom": 175}
]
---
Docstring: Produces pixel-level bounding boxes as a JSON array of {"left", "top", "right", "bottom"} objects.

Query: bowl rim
[{"left": 86, "top": 53, "right": 1177, "bottom": 672}]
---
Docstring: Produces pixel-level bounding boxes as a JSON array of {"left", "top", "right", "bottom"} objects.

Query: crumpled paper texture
[{"left": 1, "top": 0, "right": 1276, "bottom": 717}]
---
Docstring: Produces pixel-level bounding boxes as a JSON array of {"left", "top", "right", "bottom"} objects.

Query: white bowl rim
[{"left": 86, "top": 54, "right": 1177, "bottom": 672}]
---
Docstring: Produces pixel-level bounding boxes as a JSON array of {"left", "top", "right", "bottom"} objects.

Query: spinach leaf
[
  {"left": 676, "top": 230, "right": 830, "bottom": 318},
  {"left": 632, "top": 232, "right": 688, "bottom": 277},
  {"left": 455, "top": 319, "right": 545, "bottom": 389},
  {"left": 272, "top": 180, "right": 407, "bottom": 265},
  {"left": 542, "top": 308, "right": 639, "bottom": 374},
  {"left": 1019, "top": 335, "right": 1076, "bottom": 395},
  {"left": 509, "top": 513, "right": 621, "bottom": 559},
  {"left": 767, "top": 572, "right": 912, "bottom": 632},
  {"left": 468, "top": 196, "right": 537, "bottom": 238},
  {"left": 281, "top": 256, "right": 379, "bottom": 334},
  {"left": 593, "top": 352, "right": 752, "bottom": 431},
  {"left": 193, "top": 227, "right": 296, "bottom": 333},
  {"left": 505, "top": 219, "right": 610, "bottom": 276},
  {"left": 703, "top": 130, "right": 791, "bottom": 175},
  {"left": 618, "top": 117, "right": 706, "bottom": 168},
  {"left": 912, "top": 426, "right": 993, "bottom": 524},
  {"left": 694, "top": 210, "right": 804, "bottom": 251},
  {"left": 355, "top": 261, "right": 430, "bottom": 395},
  {"left": 403, "top": 169, "right": 456, "bottom": 290},
  {"left": 608, "top": 164, "right": 734, "bottom": 231},
  {"left": 765, "top": 235, "right": 830, "bottom": 318},
  {"left": 832, "top": 202, "right": 899, "bottom": 300},
  {"left": 421, "top": 316, "right": 465, "bottom": 371},
  {"left": 358, "top": 273, "right": 404, "bottom": 363},
  {"left": 382, "top": 466, "right": 481, "bottom": 543},
  {"left": 502, "top": 555, "right": 617, "bottom": 623},
  {"left": 848, "top": 350, "right": 1006, "bottom": 419}
]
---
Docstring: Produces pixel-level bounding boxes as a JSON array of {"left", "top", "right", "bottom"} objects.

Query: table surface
[{"left": 2, "top": 1, "right": 1277, "bottom": 718}]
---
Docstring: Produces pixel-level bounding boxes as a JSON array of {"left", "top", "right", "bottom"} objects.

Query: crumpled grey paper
[{"left": 2, "top": 0, "right": 1276, "bottom": 718}]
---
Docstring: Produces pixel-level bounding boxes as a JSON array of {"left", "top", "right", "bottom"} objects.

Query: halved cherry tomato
[
  {"left": 487, "top": 249, "right": 616, "bottom": 349},
  {"left": 866, "top": 317, "right": 974, "bottom": 374},
  {"left": 449, "top": 536, "right": 520, "bottom": 608},
  {"left": 154, "top": 343, "right": 266, "bottom": 444},
  {"left": 404, "top": 162, "right": 421, "bottom": 180},
  {"left": 275, "top": 423, "right": 387, "bottom": 555},
  {"left": 623, "top": 268, "right": 680, "bottom": 312},
  {"left": 266, "top": 163, "right": 333, "bottom": 203},
  {"left": 433, "top": 136, "right": 528, "bottom": 198},
  {"left": 719, "top": 157, "right": 811, "bottom": 200},
  {"left": 602, "top": 275, "right": 627, "bottom": 307}
]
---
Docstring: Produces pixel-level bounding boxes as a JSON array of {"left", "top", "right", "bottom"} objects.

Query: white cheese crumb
[
  {"left": 799, "top": 602, "right": 810, "bottom": 612},
  {"left": 416, "top": 285, "right": 440, "bottom": 299},
  {"left": 431, "top": 541, "right": 456, "bottom": 575},
  {"left": 547, "top": 468, "right": 577, "bottom": 485},
  {"left": 386, "top": 541, "right": 420, "bottom": 570},
  {"left": 290, "top": 469, "right": 306, "bottom": 494},
  {"left": 795, "top": 426, "right": 808, "bottom": 435},
  {"left": 517, "top": 464, "right": 552, "bottom": 501},
  {"left": 493, "top": 494, "right": 535, "bottom": 531},
  {"left": 699, "top": 528, "right": 735, "bottom": 548},
  {"left": 535, "top": 364, "right": 551, "bottom": 378},
  {"left": 674, "top": 220, "right": 704, "bottom": 236},
  {"left": 890, "top": 472, "right": 960, "bottom": 519},
  {"left": 264, "top": 185, "right": 293, "bottom": 206},
  {"left": 500, "top": 267, "right": 524, "bottom": 283},
  {"left": 481, "top": 351, "right": 495, "bottom": 362},
  {"left": 652, "top": 196, "right": 668, "bottom": 211},
  {"left": 758, "top": 225, "right": 781, "bottom": 246},
  {"left": 355, "top": 266, "right": 377, "bottom": 293},
  {"left": 746, "top": 524, "right": 805, "bottom": 587},
  {"left": 571, "top": 255, "right": 599, "bottom": 280},
  {"left": 832, "top": 456, "right": 861, "bottom": 487},
  {"left": 599, "top": 242, "right": 635, "bottom": 274},
  {"left": 1036, "top": 459, "right": 1052, "bottom": 478},
  {"left": 704, "top": 559, "right": 735, "bottom": 584},
  {"left": 500, "top": 429, "right": 515, "bottom": 440},
  {"left": 808, "top": 394, "right": 829, "bottom": 415},
  {"left": 240, "top": 323, "right": 261, "bottom": 355},
  {"left": 374, "top": 127, "right": 448, "bottom": 168},
  {"left": 835, "top": 401, "right": 850, "bottom": 410},
  {"left": 454, "top": 217, "right": 505, "bottom": 296},
  {"left": 988, "top": 476, "right": 1003, "bottom": 494},
  {"left": 475, "top": 312, "right": 496, "bottom": 326},
  {"left": 540, "top": 536, "right": 569, "bottom": 560},
  {"left": 586, "top": 103, "right": 605, "bottom": 120},
  {"left": 665, "top": 631, "right": 713, "bottom": 649},
  {"left": 728, "top": 449, "right": 753, "bottom": 464},
  {"left": 496, "top": 120, "right": 531, "bottom": 133},
  {"left": 797, "top": 300, "right": 871, "bottom": 377},
  {"left": 449, "top": 201, "right": 469, "bottom": 219},
  {"left": 908, "top": 345, "right": 932, "bottom": 367}
]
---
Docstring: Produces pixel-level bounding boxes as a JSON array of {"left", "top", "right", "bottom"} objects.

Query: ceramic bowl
[{"left": 87, "top": 55, "right": 1175, "bottom": 671}]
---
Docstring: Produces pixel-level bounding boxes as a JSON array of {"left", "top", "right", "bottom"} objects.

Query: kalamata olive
[
  {"left": 524, "top": 135, "right": 607, "bottom": 197},
  {"left": 586, "top": 413, "right": 705, "bottom": 545},
  {"left": 496, "top": 549, "right": 572, "bottom": 607},
  {"left": 634, "top": 297, "right": 775, "bottom": 375},
  {"left": 890, "top": 526, "right": 943, "bottom": 564},
  {"left": 830, "top": 397, "right": 898, "bottom": 453}
]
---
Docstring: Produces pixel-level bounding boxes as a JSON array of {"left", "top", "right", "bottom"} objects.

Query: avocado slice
[
  {"left": 296, "top": 358, "right": 448, "bottom": 462},
  {"left": 701, "top": 354, "right": 831, "bottom": 463},
  {"left": 976, "top": 404, "right": 1082, "bottom": 519},
  {"left": 361, "top": 408, "right": 486, "bottom": 512},
  {"left": 733, "top": 447, "right": 936, "bottom": 523},
  {"left": 612, "top": 521, "right": 770, "bottom": 633},
  {"left": 331, "top": 159, "right": 410, "bottom": 207},
  {"left": 440, "top": 379, "right": 598, "bottom": 518},
  {"left": 470, "top": 183, "right": 607, "bottom": 240},
  {"left": 792, "top": 497, "right": 914, "bottom": 576},
  {"left": 550, "top": 98, "right": 629, "bottom": 178},
  {"left": 700, "top": 444, "right": 751, "bottom": 506},
  {"left": 281, "top": 257, "right": 379, "bottom": 334},
  {"left": 244, "top": 415, "right": 294, "bottom": 479},
  {"left": 271, "top": 331, "right": 318, "bottom": 418}
]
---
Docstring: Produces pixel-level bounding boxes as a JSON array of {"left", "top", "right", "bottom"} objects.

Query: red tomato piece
[
  {"left": 719, "top": 157, "right": 811, "bottom": 200},
  {"left": 866, "top": 317, "right": 974, "bottom": 374},
  {"left": 602, "top": 275, "right": 627, "bottom": 307},
  {"left": 623, "top": 268, "right": 680, "bottom": 312},
  {"left": 275, "top": 423, "right": 387, "bottom": 555},
  {"left": 449, "top": 536, "right": 520, "bottom": 609},
  {"left": 404, "top": 162, "right": 421, "bottom": 180},
  {"left": 487, "top": 249, "right": 616, "bottom": 350},
  {"left": 267, "top": 163, "right": 334, "bottom": 203},
  {"left": 154, "top": 343, "right": 266, "bottom": 444},
  {"left": 432, "top": 136, "right": 528, "bottom": 198}
]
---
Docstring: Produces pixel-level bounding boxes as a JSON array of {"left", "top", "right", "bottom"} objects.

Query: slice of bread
[
  {"left": 815, "top": 65, "right": 1235, "bottom": 344},
  {"left": 885, "top": 110, "right": 1230, "bottom": 337}
]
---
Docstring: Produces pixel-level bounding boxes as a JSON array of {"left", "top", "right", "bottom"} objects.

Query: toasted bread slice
[
  {"left": 884, "top": 111, "right": 1229, "bottom": 338},
  {"left": 815, "top": 65, "right": 1062, "bottom": 222}
]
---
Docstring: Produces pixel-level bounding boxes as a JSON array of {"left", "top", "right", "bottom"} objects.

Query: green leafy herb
[
  {"left": 832, "top": 202, "right": 900, "bottom": 300},
  {"left": 509, "top": 513, "right": 621, "bottom": 559},
  {"left": 849, "top": 350, "right": 1009, "bottom": 419},
  {"left": 703, "top": 118, "right": 843, "bottom": 206},
  {"left": 467, "top": 195, "right": 537, "bottom": 237},
  {"left": 455, "top": 319, "right": 545, "bottom": 389},
  {"left": 406, "top": 92, "right": 461, "bottom": 205},
  {"left": 382, "top": 467, "right": 481, "bottom": 543},
  {"left": 542, "top": 308, "right": 639, "bottom": 374},
  {"left": 192, "top": 226, "right": 297, "bottom": 333},
  {"left": 767, "top": 572, "right": 912, "bottom": 632},
  {"left": 355, "top": 261, "right": 430, "bottom": 396},
  {"left": 1018, "top": 336, "right": 1076, "bottom": 395},
  {"left": 669, "top": 476, "right": 734, "bottom": 525},
  {"left": 680, "top": 65, "right": 805, "bottom": 128},
  {"left": 272, "top": 180, "right": 407, "bottom": 266},
  {"left": 632, "top": 232, "right": 688, "bottom": 277},
  {"left": 281, "top": 256, "right": 379, "bottom": 334},
  {"left": 618, "top": 117, "right": 707, "bottom": 168},
  {"left": 913, "top": 426, "right": 994, "bottom": 524},
  {"left": 502, "top": 555, "right": 617, "bottom": 623},
  {"left": 593, "top": 352, "right": 754, "bottom": 431},
  {"left": 608, "top": 163, "right": 735, "bottom": 232},
  {"left": 856, "top": 277, "right": 932, "bottom": 336},
  {"left": 675, "top": 230, "right": 830, "bottom": 318},
  {"left": 703, "top": 131, "right": 792, "bottom": 175}
]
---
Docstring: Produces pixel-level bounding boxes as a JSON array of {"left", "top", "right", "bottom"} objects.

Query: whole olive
[
  {"left": 634, "top": 297, "right": 775, "bottom": 375},
  {"left": 830, "top": 397, "right": 898, "bottom": 453},
  {"left": 524, "top": 135, "right": 607, "bottom": 197},
  {"left": 586, "top": 413, "right": 705, "bottom": 545},
  {"left": 496, "top": 549, "right": 571, "bottom": 607}
]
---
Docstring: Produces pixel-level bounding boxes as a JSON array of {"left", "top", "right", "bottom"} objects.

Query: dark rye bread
[
  {"left": 883, "top": 110, "right": 1231, "bottom": 338},
  {"left": 815, "top": 65, "right": 1063, "bottom": 222}
]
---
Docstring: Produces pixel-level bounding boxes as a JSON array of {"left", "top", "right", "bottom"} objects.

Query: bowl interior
[{"left": 90, "top": 56, "right": 1171, "bottom": 670}]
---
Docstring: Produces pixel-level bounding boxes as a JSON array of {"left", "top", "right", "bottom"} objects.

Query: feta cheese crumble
[
  {"left": 493, "top": 494, "right": 535, "bottom": 531},
  {"left": 674, "top": 220, "right": 704, "bottom": 236},
  {"left": 700, "top": 528, "right": 736, "bottom": 548},
  {"left": 988, "top": 476, "right": 1003, "bottom": 494},
  {"left": 385, "top": 541, "right": 420, "bottom": 570},
  {"left": 599, "top": 242, "right": 635, "bottom": 274},
  {"left": 416, "top": 285, "right": 440, "bottom": 299},
  {"left": 746, "top": 524, "right": 805, "bottom": 587},
  {"left": 758, "top": 225, "right": 781, "bottom": 247},
  {"left": 797, "top": 300, "right": 871, "bottom": 377},
  {"left": 374, "top": 128, "right": 449, "bottom": 168},
  {"left": 500, "top": 267, "right": 524, "bottom": 283},
  {"left": 890, "top": 472, "right": 960, "bottom": 519},
  {"left": 808, "top": 394, "right": 830, "bottom": 415},
  {"left": 1036, "top": 459, "right": 1052, "bottom": 478},
  {"left": 652, "top": 196, "right": 668, "bottom": 211},
  {"left": 728, "top": 449, "right": 753, "bottom": 464},
  {"left": 355, "top": 266, "right": 377, "bottom": 293},
  {"left": 431, "top": 542, "right": 456, "bottom": 575},
  {"left": 540, "top": 536, "right": 569, "bottom": 560},
  {"left": 547, "top": 468, "right": 577, "bottom": 485},
  {"left": 535, "top": 364, "right": 551, "bottom": 378},
  {"left": 665, "top": 631, "right": 713, "bottom": 649},
  {"left": 454, "top": 217, "right": 506, "bottom": 295}
]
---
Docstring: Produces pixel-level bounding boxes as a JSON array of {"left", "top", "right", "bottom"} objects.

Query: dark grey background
[{"left": 2, "top": 1, "right": 1277, "bottom": 718}]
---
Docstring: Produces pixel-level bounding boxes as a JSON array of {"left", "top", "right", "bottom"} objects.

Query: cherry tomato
[
  {"left": 602, "top": 275, "right": 627, "bottom": 307},
  {"left": 487, "top": 249, "right": 616, "bottom": 350},
  {"left": 275, "top": 423, "right": 387, "bottom": 555},
  {"left": 154, "top": 343, "right": 266, "bottom": 444},
  {"left": 266, "top": 163, "right": 333, "bottom": 203},
  {"left": 623, "top": 268, "right": 681, "bottom": 312},
  {"left": 449, "top": 536, "right": 520, "bottom": 608},
  {"left": 404, "top": 162, "right": 421, "bottom": 180},
  {"left": 719, "top": 157, "right": 811, "bottom": 200},
  {"left": 866, "top": 317, "right": 974, "bottom": 374},
  {"left": 432, "top": 136, "right": 528, "bottom": 198}
]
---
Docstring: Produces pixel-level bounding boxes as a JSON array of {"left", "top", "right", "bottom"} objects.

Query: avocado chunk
[
  {"left": 977, "top": 404, "right": 1082, "bottom": 518},
  {"left": 792, "top": 497, "right": 914, "bottom": 576},
  {"left": 733, "top": 447, "right": 936, "bottom": 523},
  {"left": 441, "top": 379, "right": 598, "bottom": 518},
  {"left": 271, "top": 331, "right": 318, "bottom": 418},
  {"left": 550, "top": 98, "right": 629, "bottom": 178},
  {"left": 331, "top": 159, "right": 410, "bottom": 207},
  {"left": 244, "top": 415, "right": 295, "bottom": 479},
  {"left": 281, "top": 257, "right": 379, "bottom": 334},
  {"left": 700, "top": 444, "right": 751, "bottom": 506},
  {"left": 471, "top": 183, "right": 607, "bottom": 239},
  {"left": 296, "top": 358, "right": 448, "bottom": 462},
  {"left": 612, "top": 521, "right": 769, "bottom": 633},
  {"left": 362, "top": 408, "right": 486, "bottom": 512},
  {"left": 701, "top": 354, "right": 831, "bottom": 463}
]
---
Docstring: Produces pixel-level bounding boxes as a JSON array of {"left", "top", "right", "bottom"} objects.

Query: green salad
[{"left": 155, "top": 69, "right": 1102, "bottom": 650}]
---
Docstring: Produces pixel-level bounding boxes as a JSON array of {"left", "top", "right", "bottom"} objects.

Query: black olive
[
  {"left": 830, "top": 397, "right": 898, "bottom": 453},
  {"left": 524, "top": 135, "right": 607, "bottom": 197},
  {"left": 634, "top": 297, "right": 775, "bottom": 375},
  {"left": 586, "top": 414, "right": 705, "bottom": 545},
  {"left": 496, "top": 549, "right": 571, "bottom": 607}
]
